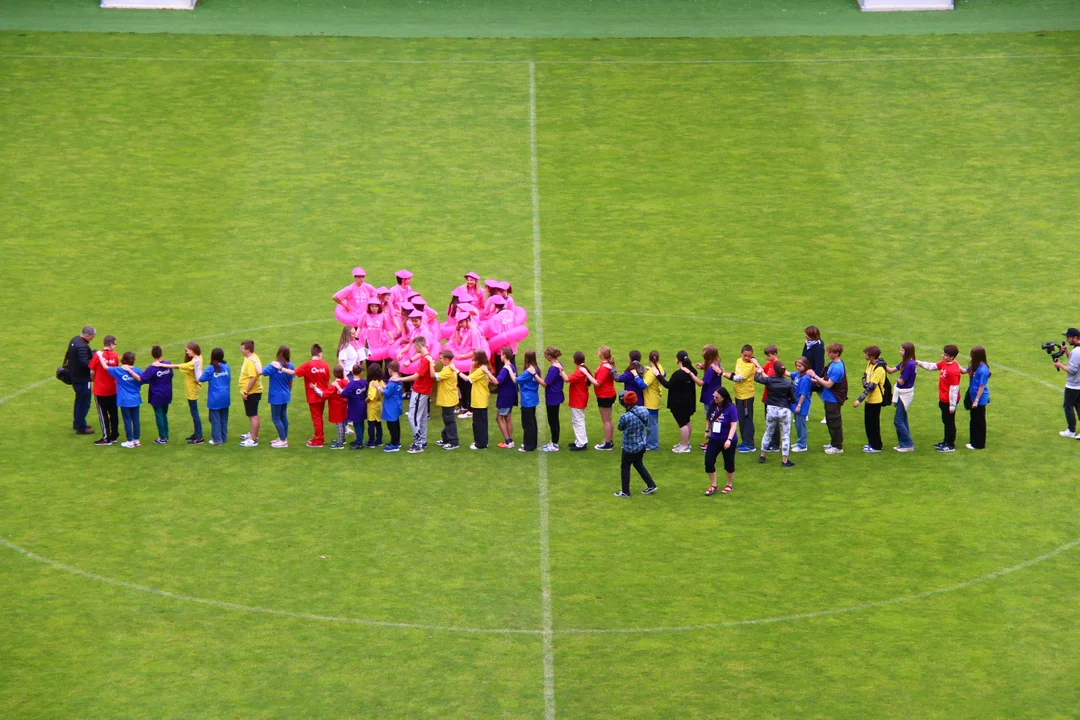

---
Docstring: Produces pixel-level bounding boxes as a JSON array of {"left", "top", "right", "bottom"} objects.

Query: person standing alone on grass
[
  {"left": 809, "top": 343, "right": 847, "bottom": 455},
  {"left": 1055, "top": 328, "right": 1080, "bottom": 439},
  {"left": 238, "top": 340, "right": 263, "bottom": 448},
  {"left": 88, "top": 334, "right": 119, "bottom": 445},
  {"left": 916, "top": 344, "right": 962, "bottom": 453},
  {"left": 141, "top": 345, "right": 173, "bottom": 445},
  {"left": 852, "top": 346, "right": 887, "bottom": 453},
  {"left": 64, "top": 326, "right": 96, "bottom": 435},
  {"left": 614, "top": 391, "right": 657, "bottom": 498}
]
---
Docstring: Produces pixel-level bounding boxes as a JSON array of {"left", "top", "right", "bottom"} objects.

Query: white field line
[
  {"left": 0, "top": 53, "right": 1077, "bottom": 66},
  {"left": 545, "top": 309, "right": 1059, "bottom": 390},
  {"left": 0, "top": 537, "right": 540, "bottom": 635},
  {"left": 530, "top": 60, "right": 557, "bottom": 720}
]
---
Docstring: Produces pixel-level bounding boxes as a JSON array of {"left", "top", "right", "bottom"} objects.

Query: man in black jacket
[{"left": 64, "top": 326, "right": 96, "bottom": 434}]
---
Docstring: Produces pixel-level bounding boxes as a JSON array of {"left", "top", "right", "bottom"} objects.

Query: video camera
[{"left": 1041, "top": 341, "right": 1066, "bottom": 370}]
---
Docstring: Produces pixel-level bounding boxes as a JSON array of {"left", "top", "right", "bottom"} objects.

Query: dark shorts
[
  {"left": 671, "top": 411, "right": 693, "bottom": 428},
  {"left": 243, "top": 393, "right": 261, "bottom": 417},
  {"left": 597, "top": 396, "right": 616, "bottom": 409}
]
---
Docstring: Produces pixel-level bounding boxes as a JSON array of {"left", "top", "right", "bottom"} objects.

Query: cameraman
[{"left": 1056, "top": 328, "right": 1080, "bottom": 438}]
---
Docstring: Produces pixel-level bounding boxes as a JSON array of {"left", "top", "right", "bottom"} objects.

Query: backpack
[
  {"left": 878, "top": 359, "right": 893, "bottom": 407},
  {"left": 829, "top": 361, "right": 849, "bottom": 405}
]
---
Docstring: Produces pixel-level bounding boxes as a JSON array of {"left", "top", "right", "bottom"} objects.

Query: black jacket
[
  {"left": 755, "top": 373, "right": 795, "bottom": 408},
  {"left": 659, "top": 366, "right": 698, "bottom": 418},
  {"left": 65, "top": 335, "right": 94, "bottom": 383}
]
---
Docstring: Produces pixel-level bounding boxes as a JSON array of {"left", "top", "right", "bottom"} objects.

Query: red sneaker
[{"left": 306, "top": 440, "right": 324, "bottom": 448}]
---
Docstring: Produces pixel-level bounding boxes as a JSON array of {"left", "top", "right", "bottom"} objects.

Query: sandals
[
  {"left": 721, "top": 484, "right": 733, "bottom": 494},
  {"left": 705, "top": 484, "right": 718, "bottom": 496}
]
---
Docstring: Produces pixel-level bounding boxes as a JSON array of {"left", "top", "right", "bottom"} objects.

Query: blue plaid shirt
[{"left": 618, "top": 405, "right": 650, "bottom": 453}]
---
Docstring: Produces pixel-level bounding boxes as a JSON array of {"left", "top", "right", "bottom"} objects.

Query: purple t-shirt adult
[
  {"left": 544, "top": 366, "right": 565, "bottom": 405},
  {"left": 709, "top": 402, "right": 739, "bottom": 445},
  {"left": 496, "top": 365, "right": 519, "bottom": 409},
  {"left": 700, "top": 366, "right": 723, "bottom": 405},
  {"left": 141, "top": 363, "right": 174, "bottom": 407},
  {"left": 896, "top": 360, "right": 917, "bottom": 389}
]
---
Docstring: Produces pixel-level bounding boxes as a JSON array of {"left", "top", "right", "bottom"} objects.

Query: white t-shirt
[
  {"left": 338, "top": 345, "right": 360, "bottom": 378},
  {"left": 1066, "top": 345, "right": 1080, "bottom": 390}
]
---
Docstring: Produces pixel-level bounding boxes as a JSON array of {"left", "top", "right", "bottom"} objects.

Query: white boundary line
[
  {"left": 529, "top": 60, "right": 557, "bottom": 720},
  {"left": 0, "top": 53, "right": 1076, "bottom": 65}
]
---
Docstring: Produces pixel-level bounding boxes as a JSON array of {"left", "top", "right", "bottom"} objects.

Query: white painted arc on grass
[
  {"left": 530, "top": 60, "right": 558, "bottom": 720},
  {"left": 1, "top": 318, "right": 1074, "bottom": 636},
  {"left": 0, "top": 53, "right": 1077, "bottom": 65}
]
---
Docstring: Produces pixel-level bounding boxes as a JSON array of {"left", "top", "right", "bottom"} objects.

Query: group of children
[{"left": 80, "top": 323, "right": 992, "bottom": 499}]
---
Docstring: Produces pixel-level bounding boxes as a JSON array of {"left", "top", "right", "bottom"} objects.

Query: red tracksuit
[{"left": 295, "top": 359, "right": 331, "bottom": 445}]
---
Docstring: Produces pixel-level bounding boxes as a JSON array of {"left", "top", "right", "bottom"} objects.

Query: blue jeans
[
  {"left": 794, "top": 412, "right": 808, "bottom": 448},
  {"left": 121, "top": 405, "right": 141, "bottom": 442},
  {"left": 646, "top": 409, "right": 660, "bottom": 451},
  {"left": 209, "top": 408, "right": 229, "bottom": 444},
  {"left": 894, "top": 398, "right": 913, "bottom": 448},
  {"left": 271, "top": 403, "right": 289, "bottom": 440},
  {"left": 72, "top": 381, "right": 92, "bottom": 431},
  {"left": 188, "top": 399, "right": 203, "bottom": 439}
]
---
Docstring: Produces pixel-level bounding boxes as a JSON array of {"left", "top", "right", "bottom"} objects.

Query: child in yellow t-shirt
[
  {"left": 724, "top": 344, "right": 758, "bottom": 453},
  {"left": 457, "top": 350, "right": 498, "bottom": 450},
  {"left": 365, "top": 364, "right": 385, "bottom": 447},
  {"left": 434, "top": 349, "right": 461, "bottom": 450}
]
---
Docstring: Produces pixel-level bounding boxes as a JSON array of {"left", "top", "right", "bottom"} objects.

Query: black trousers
[
  {"left": 704, "top": 436, "right": 736, "bottom": 475},
  {"left": 736, "top": 398, "right": 755, "bottom": 447},
  {"left": 1064, "top": 388, "right": 1080, "bottom": 433},
  {"left": 96, "top": 394, "right": 119, "bottom": 441},
  {"left": 386, "top": 419, "right": 400, "bottom": 446},
  {"left": 472, "top": 408, "right": 489, "bottom": 448},
  {"left": 863, "top": 402, "right": 882, "bottom": 450},
  {"left": 521, "top": 406, "right": 538, "bottom": 450},
  {"left": 969, "top": 404, "right": 987, "bottom": 448},
  {"left": 546, "top": 404, "right": 561, "bottom": 445},
  {"left": 621, "top": 449, "right": 655, "bottom": 494},
  {"left": 440, "top": 406, "right": 459, "bottom": 446},
  {"left": 824, "top": 401, "right": 844, "bottom": 450},
  {"left": 457, "top": 377, "right": 473, "bottom": 412},
  {"left": 367, "top": 420, "right": 383, "bottom": 445},
  {"left": 938, "top": 401, "right": 957, "bottom": 447}
]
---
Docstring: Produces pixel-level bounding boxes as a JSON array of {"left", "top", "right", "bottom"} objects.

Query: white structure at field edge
[
  {"left": 101, "top": 0, "right": 196, "bottom": 9},
  {"left": 860, "top": 0, "right": 952, "bottom": 10}
]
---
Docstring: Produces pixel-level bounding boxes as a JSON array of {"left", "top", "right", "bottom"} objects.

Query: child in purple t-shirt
[
  {"left": 886, "top": 342, "right": 918, "bottom": 451},
  {"left": 342, "top": 364, "right": 369, "bottom": 450},
  {"left": 141, "top": 345, "right": 174, "bottom": 445}
]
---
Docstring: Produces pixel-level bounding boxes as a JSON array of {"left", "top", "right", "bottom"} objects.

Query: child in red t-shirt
[
  {"left": 88, "top": 334, "right": 120, "bottom": 445},
  {"left": 567, "top": 351, "right": 592, "bottom": 451},
  {"left": 320, "top": 365, "right": 350, "bottom": 449},
  {"left": 587, "top": 346, "right": 617, "bottom": 450},
  {"left": 289, "top": 343, "right": 331, "bottom": 447},
  {"left": 916, "top": 343, "right": 962, "bottom": 452}
]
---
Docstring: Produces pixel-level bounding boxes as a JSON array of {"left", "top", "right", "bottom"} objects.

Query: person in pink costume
[
  {"left": 447, "top": 311, "right": 490, "bottom": 373},
  {"left": 389, "top": 270, "right": 414, "bottom": 314},
  {"left": 480, "top": 279, "right": 499, "bottom": 319},
  {"left": 453, "top": 271, "right": 486, "bottom": 310},
  {"left": 375, "top": 286, "right": 393, "bottom": 314},
  {"left": 356, "top": 300, "right": 395, "bottom": 361},
  {"left": 486, "top": 296, "right": 529, "bottom": 355},
  {"left": 408, "top": 295, "right": 441, "bottom": 338},
  {"left": 333, "top": 267, "right": 376, "bottom": 326},
  {"left": 395, "top": 310, "right": 441, "bottom": 373}
]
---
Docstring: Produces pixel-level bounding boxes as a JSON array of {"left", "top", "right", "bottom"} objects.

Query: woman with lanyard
[{"left": 704, "top": 387, "right": 739, "bottom": 496}]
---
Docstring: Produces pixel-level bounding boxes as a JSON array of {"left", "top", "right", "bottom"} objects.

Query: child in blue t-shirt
[
  {"left": 790, "top": 357, "right": 814, "bottom": 452},
  {"left": 381, "top": 361, "right": 404, "bottom": 452},
  {"left": 108, "top": 351, "right": 145, "bottom": 448},
  {"left": 343, "top": 363, "right": 369, "bottom": 450},
  {"left": 198, "top": 348, "right": 232, "bottom": 445},
  {"left": 262, "top": 345, "right": 295, "bottom": 449}
]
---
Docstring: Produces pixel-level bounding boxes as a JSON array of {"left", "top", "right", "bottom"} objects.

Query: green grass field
[{"left": 1, "top": 29, "right": 1079, "bottom": 719}]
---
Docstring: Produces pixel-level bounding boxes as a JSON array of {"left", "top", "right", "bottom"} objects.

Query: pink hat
[
  {"left": 395, "top": 269, "right": 413, "bottom": 280},
  {"left": 491, "top": 295, "right": 506, "bottom": 306},
  {"left": 375, "top": 286, "right": 390, "bottom": 295},
  {"left": 484, "top": 278, "right": 498, "bottom": 288},
  {"left": 412, "top": 296, "right": 426, "bottom": 306},
  {"left": 458, "top": 302, "right": 475, "bottom": 313},
  {"left": 455, "top": 310, "right": 472, "bottom": 321},
  {"left": 407, "top": 291, "right": 422, "bottom": 300},
  {"left": 352, "top": 267, "right": 366, "bottom": 277},
  {"left": 408, "top": 310, "right": 424, "bottom": 319},
  {"left": 464, "top": 271, "right": 480, "bottom": 280},
  {"left": 401, "top": 302, "right": 414, "bottom": 312},
  {"left": 452, "top": 288, "right": 470, "bottom": 300},
  {"left": 495, "top": 281, "right": 510, "bottom": 291},
  {"left": 367, "top": 299, "right": 381, "bottom": 306}
]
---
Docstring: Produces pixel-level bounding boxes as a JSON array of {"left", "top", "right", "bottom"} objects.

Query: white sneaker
[
  {"left": 894, "top": 446, "right": 915, "bottom": 453},
  {"left": 240, "top": 433, "right": 251, "bottom": 441},
  {"left": 820, "top": 417, "right": 828, "bottom": 424},
  {"left": 240, "top": 438, "right": 259, "bottom": 448},
  {"left": 965, "top": 443, "right": 977, "bottom": 450},
  {"left": 790, "top": 445, "right": 807, "bottom": 453},
  {"left": 1060, "top": 430, "right": 1078, "bottom": 438},
  {"left": 824, "top": 446, "right": 844, "bottom": 455},
  {"left": 120, "top": 440, "right": 136, "bottom": 448},
  {"left": 822, "top": 444, "right": 834, "bottom": 451}
]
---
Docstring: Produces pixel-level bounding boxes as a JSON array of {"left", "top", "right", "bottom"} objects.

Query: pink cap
[
  {"left": 352, "top": 267, "right": 366, "bottom": 277},
  {"left": 367, "top": 299, "right": 382, "bottom": 306},
  {"left": 395, "top": 269, "right": 413, "bottom": 280},
  {"left": 491, "top": 295, "right": 506, "bottom": 305},
  {"left": 375, "top": 286, "right": 389, "bottom": 294},
  {"left": 455, "top": 310, "right": 472, "bottom": 321},
  {"left": 411, "top": 296, "right": 426, "bottom": 306},
  {"left": 484, "top": 278, "right": 498, "bottom": 288},
  {"left": 401, "top": 302, "right": 414, "bottom": 312},
  {"left": 495, "top": 281, "right": 510, "bottom": 291},
  {"left": 409, "top": 310, "right": 424, "bottom": 319},
  {"left": 464, "top": 271, "right": 480, "bottom": 280},
  {"left": 452, "top": 288, "right": 470, "bottom": 300},
  {"left": 407, "top": 290, "right": 422, "bottom": 300},
  {"left": 458, "top": 302, "right": 475, "bottom": 313}
]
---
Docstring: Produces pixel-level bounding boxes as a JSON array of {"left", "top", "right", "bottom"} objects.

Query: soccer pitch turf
[{"left": 1, "top": 29, "right": 1078, "bottom": 719}]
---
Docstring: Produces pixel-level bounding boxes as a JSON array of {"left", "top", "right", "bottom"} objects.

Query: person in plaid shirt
[{"left": 615, "top": 391, "right": 658, "bottom": 498}]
